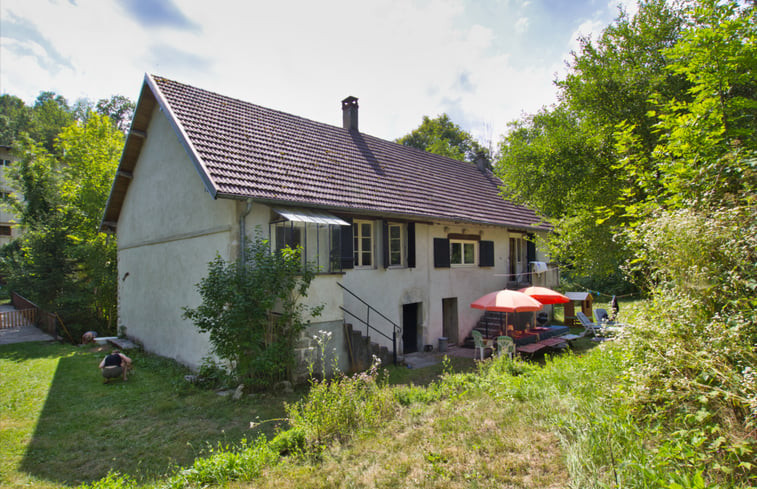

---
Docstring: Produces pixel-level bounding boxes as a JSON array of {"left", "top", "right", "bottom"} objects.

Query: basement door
[
  {"left": 402, "top": 303, "right": 420, "bottom": 354},
  {"left": 442, "top": 298, "right": 459, "bottom": 345}
]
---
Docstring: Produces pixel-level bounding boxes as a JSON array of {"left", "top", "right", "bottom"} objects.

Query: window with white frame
[
  {"left": 388, "top": 222, "right": 404, "bottom": 267},
  {"left": 450, "top": 239, "right": 477, "bottom": 266},
  {"left": 353, "top": 220, "right": 373, "bottom": 267}
]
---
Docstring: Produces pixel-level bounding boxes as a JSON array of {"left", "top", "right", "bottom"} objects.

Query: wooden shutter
[
  {"left": 382, "top": 221, "right": 389, "bottom": 268},
  {"left": 433, "top": 238, "right": 450, "bottom": 268},
  {"left": 339, "top": 219, "right": 354, "bottom": 270},
  {"left": 407, "top": 222, "right": 416, "bottom": 268},
  {"left": 526, "top": 234, "right": 536, "bottom": 264},
  {"left": 479, "top": 240, "right": 494, "bottom": 267}
]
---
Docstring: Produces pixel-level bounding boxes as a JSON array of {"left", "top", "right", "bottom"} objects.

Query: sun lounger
[{"left": 577, "top": 311, "right": 622, "bottom": 337}]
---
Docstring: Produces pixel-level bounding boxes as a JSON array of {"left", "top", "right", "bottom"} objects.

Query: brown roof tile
[{"left": 103, "top": 74, "right": 549, "bottom": 231}]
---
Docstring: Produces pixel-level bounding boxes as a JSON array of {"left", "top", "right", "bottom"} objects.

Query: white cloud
[
  {"left": 515, "top": 16, "right": 530, "bottom": 33},
  {"left": 0, "top": 0, "right": 623, "bottom": 143}
]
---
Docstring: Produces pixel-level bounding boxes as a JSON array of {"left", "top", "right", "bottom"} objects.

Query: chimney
[
  {"left": 341, "top": 96, "right": 358, "bottom": 131},
  {"left": 475, "top": 152, "right": 490, "bottom": 173}
]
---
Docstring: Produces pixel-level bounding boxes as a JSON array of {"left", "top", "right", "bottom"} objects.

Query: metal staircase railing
[{"left": 337, "top": 282, "right": 401, "bottom": 365}]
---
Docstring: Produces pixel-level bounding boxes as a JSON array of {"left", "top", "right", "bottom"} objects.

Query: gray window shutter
[
  {"left": 526, "top": 234, "right": 536, "bottom": 264},
  {"left": 340, "top": 219, "right": 353, "bottom": 270},
  {"left": 433, "top": 238, "right": 450, "bottom": 268},
  {"left": 382, "top": 221, "right": 389, "bottom": 269},
  {"left": 407, "top": 223, "right": 416, "bottom": 268},
  {"left": 479, "top": 240, "right": 494, "bottom": 267}
]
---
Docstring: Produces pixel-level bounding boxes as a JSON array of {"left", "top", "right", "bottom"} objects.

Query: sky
[{"left": 0, "top": 0, "right": 637, "bottom": 144}]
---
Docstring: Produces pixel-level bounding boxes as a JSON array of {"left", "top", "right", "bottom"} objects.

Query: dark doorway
[
  {"left": 442, "top": 298, "right": 459, "bottom": 345},
  {"left": 402, "top": 303, "right": 420, "bottom": 354}
]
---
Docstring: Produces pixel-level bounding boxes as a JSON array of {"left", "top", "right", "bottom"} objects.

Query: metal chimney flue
[{"left": 341, "top": 96, "right": 358, "bottom": 131}]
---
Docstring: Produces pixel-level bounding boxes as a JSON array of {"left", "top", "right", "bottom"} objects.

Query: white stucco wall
[
  {"left": 297, "top": 220, "right": 551, "bottom": 354},
  {"left": 117, "top": 106, "right": 237, "bottom": 368}
]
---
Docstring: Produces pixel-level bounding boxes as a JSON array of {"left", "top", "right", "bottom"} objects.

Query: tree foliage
[
  {"left": 0, "top": 114, "right": 122, "bottom": 337},
  {"left": 396, "top": 114, "right": 491, "bottom": 165},
  {"left": 183, "top": 236, "right": 322, "bottom": 390},
  {"left": 496, "top": 0, "right": 755, "bottom": 291}
]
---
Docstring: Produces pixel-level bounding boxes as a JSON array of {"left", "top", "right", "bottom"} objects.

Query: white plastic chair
[
  {"left": 497, "top": 335, "right": 515, "bottom": 359},
  {"left": 471, "top": 330, "right": 486, "bottom": 361}
]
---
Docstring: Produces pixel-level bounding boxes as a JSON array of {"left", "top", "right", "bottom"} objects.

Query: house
[
  {"left": 0, "top": 145, "right": 21, "bottom": 246},
  {"left": 101, "top": 74, "right": 557, "bottom": 373}
]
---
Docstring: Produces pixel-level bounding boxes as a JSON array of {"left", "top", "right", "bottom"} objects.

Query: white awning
[{"left": 273, "top": 207, "right": 350, "bottom": 226}]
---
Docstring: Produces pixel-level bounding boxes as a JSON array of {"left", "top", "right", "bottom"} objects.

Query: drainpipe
[{"left": 239, "top": 199, "right": 253, "bottom": 266}]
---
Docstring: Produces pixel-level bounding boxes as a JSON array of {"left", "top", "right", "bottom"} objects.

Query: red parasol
[
  {"left": 517, "top": 286, "right": 570, "bottom": 305},
  {"left": 471, "top": 289, "right": 543, "bottom": 312}
]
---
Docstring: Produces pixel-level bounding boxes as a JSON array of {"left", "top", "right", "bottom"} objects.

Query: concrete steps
[{"left": 344, "top": 323, "right": 392, "bottom": 372}]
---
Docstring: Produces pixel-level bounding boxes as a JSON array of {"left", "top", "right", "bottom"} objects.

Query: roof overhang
[{"left": 99, "top": 74, "right": 219, "bottom": 232}]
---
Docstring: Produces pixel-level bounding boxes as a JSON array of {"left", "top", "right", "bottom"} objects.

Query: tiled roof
[{"left": 102, "top": 74, "right": 549, "bottom": 231}]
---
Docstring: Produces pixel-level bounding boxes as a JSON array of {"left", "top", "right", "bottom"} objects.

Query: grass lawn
[
  {"left": 0, "top": 341, "right": 301, "bottom": 488},
  {"left": 0, "top": 316, "right": 608, "bottom": 489}
]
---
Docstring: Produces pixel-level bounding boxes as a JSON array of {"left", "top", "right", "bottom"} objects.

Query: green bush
[
  {"left": 614, "top": 205, "right": 757, "bottom": 485},
  {"left": 78, "top": 472, "right": 138, "bottom": 489},
  {"left": 163, "top": 437, "right": 278, "bottom": 488},
  {"left": 195, "top": 357, "right": 236, "bottom": 390},
  {"left": 285, "top": 360, "right": 397, "bottom": 449},
  {"left": 183, "top": 234, "right": 321, "bottom": 390},
  {"left": 269, "top": 427, "right": 306, "bottom": 455}
]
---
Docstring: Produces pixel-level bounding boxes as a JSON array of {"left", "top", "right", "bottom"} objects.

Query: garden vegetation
[{"left": 0, "top": 0, "right": 754, "bottom": 487}]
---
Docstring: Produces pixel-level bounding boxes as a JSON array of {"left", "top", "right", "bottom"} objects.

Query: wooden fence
[{"left": 0, "top": 308, "right": 38, "bottom": 329}]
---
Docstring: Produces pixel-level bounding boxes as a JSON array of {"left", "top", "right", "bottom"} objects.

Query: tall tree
[
  {"left": 1, "top": 114, "right": 123, "bottom": 334},
  {"left": 0, "top": 95, "right": 34, "bottom": 146},
  {"left": 31, "top": 92, "right": 74, "bottom": 152},
  {"left": 496, "top": 0, "right": 692, "bottom": 287},
  {"left": 396, "top": 114, "right": 490, "bottom": 165},
  {"left": 96, "top": 95, "right": 136, "bottom": 133}
]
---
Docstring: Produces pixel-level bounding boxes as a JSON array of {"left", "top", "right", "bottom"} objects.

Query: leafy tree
[
  {"left": 0, "top": 95, "right": 34, "bottom": 146},
  {"left": 96, "top": 95, "right": 136, "bottom": 133},
  {"left": 495, "top": 0, "right": 729, "bottom": 289},
  {"left": 614, "top": 0, "right": 757, "bottom": 215},
  {"left": 559, "top": 0, "right": 688, "bottom": 154},
  {"left": 0, "top": 114, "right": 122, "bottom": 335},
  {"left": 1, "top": 135, "right": 73, "bottom": 309},
  {"left": 31, "top": 92, "right": 74, "bottom": 153},
  {"left": 183, "top": 235, "right": 322, "bottom": 390},
  {"left": 396, "top": 114, "right": 490, "bottom": 165}
]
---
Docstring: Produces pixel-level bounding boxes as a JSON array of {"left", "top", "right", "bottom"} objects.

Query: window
[
  {"left": 270, "top": 209, "right": 349, "bottom": 273},
  {"left": 0, "top": 225, "right": 10, "bottom": 236},
  {"left": 450, "top": 239, "right": 476, "bottom": 266},
  {"left": 275, "top": 225, "right": 301, "bottom": 252},
  {"left": 388, "top": 223, "right": 403, "bottom": 266},
  {"left": 353, "top": 220, "right": 373, "bottom": 267}
]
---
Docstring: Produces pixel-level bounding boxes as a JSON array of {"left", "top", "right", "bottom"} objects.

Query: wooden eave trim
[{"left": 99, "top": 77, "right": 158, "bottom": 232}]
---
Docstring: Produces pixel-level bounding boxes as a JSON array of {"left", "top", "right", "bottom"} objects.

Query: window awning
[{"left": 273, "top": 207, "right": 350, "bottom": 226}]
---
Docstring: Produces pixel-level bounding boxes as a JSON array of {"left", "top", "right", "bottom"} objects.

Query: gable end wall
[{"left": 117, "top": 106, "right": 236, "bottom": 368}]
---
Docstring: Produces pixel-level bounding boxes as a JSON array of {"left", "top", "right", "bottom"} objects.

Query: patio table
[
  {"left": 516, "top": 342, "right": 546, "bottom": 354},
  {"left": 539, "top": 337, "right": 567, "bottom": 348}
]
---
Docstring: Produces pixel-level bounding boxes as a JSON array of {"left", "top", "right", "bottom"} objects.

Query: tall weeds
[{"left": 285, "top": 359, "right": 397, "bottom": 450}]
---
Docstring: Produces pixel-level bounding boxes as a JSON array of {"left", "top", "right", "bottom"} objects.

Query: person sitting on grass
[
  {"left": 99, "top": 349, "right": 132, "bottom": 383},
  {"left": 82, "top": 331, "right": 98, "bottom": 344}
]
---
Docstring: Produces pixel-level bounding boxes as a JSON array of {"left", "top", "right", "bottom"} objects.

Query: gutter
[{"left": 239, "top": 199, "right": 253, "bottom": 265}]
